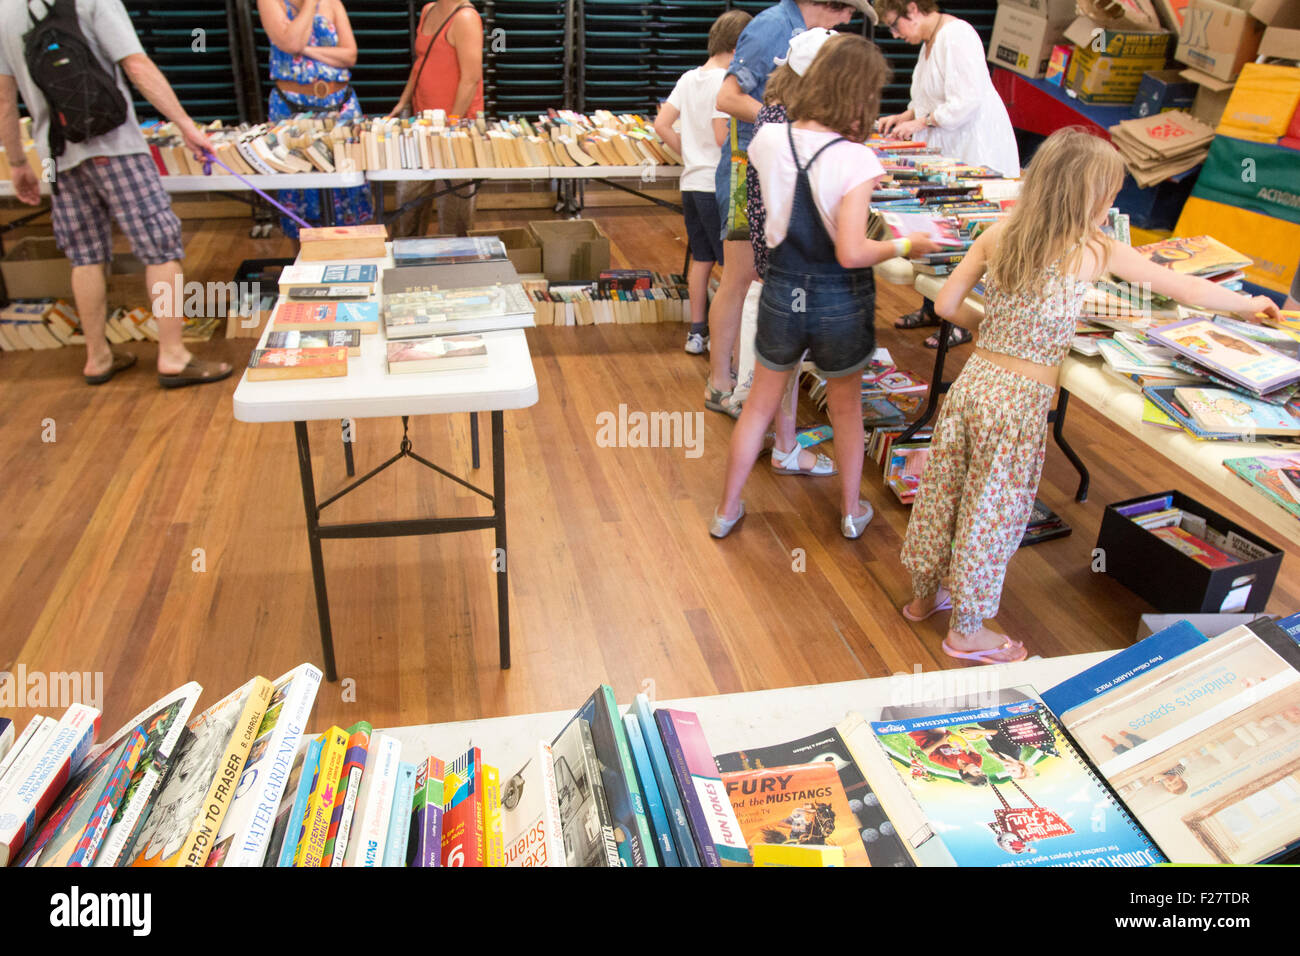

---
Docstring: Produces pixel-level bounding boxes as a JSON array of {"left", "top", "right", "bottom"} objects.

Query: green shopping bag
[{"left": 723, "top": 117, "right": 750, "bottom": 242}]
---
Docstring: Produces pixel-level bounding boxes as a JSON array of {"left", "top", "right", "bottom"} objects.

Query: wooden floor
[{"left": 1, "top": 206, "right": 1295, "bottom": 736}]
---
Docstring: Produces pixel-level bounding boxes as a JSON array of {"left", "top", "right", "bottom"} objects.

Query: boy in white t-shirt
[{"left": 654, "top": 9, "right": 751, "bottom": 354}]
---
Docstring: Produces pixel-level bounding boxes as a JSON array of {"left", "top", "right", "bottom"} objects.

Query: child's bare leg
[
  {"left": 823, "top": 373, "right": 867, "bottom": 518},
  {"left": 717, "top": 365, "right": 794, "bottom": 520}
]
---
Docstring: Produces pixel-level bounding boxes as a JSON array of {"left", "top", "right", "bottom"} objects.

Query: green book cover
[{"left": 600, "top": 685, "right": 659, "bottom": 867}]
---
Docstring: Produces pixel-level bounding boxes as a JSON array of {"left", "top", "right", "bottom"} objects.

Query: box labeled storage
[
  {"left": 1064, "top": 15, "right": 1175, "bottom": 57},
  {"left": 1132, "top": 68, "right": 1198, "bottom": 115},
  {"left": 468, "top": 227, "right": 542, "bottom": 274},
  {"left": 989, "top": 5, "right": 1068, "bottom": 78},
  {"left": 528, "top": 219, "right": 611, "bottom": 281},
  {"left": 0, "top": 236, "right": 73, "bottom": 300},
  {"left": 1095, "top": 490, "right": 1283, "bottom": 613},
  {"left": 1174, "top": 0, "right": 1264, "bottom": 81},
  {"left": 1000, "top": 0, "right": 1080, "bottom": 25},
  {"left": 1067, "top": 46, "right": 1171, "bottom": 102}
]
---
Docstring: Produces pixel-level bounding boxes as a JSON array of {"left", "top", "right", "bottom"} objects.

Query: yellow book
[
  {"left": 130, "top": 677, "right": 274, "bottom": 868},
  {"left": 481, "top": 763, "right": 504, "bottom": 866},
  {"left": 752, "top": 844, "right": 846, "bottom": 867},
  {"left": 293, "top": 725, "right": 350, "bottom": 867}
]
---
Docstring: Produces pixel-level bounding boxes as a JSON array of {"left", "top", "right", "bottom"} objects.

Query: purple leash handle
[{"left": 203, "top": 149, "right": 314, "bottom": 230}]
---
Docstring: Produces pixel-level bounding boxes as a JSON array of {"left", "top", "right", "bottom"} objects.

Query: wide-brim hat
[{"left": 843, "top": 0, "right": 880, "bottom": 27}]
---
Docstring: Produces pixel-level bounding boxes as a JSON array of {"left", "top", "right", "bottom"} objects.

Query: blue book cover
[
  {"left": 872, "top": 700, "right": 1165, "bottom": 867},
  {"left": 335, "top": 301, "right": 379, "bottom": 325},
  {"left": 276, "top": 737, "right": 323, "bottom": 867},
  {"left": 622, "top": 713, "right": 679, "bottom": 867},
  {"left": 383, "top": 762, "right": 417, "bottom": 867},
  {"left": 1278, "top": 612, "right": 1300, "bottom": 646},
  {"left": 654, "top": 709, "right": 721, "bottom": 867},
  {"left": 320, "top": 264, "right": 377, "bottom": 284},
  {"left": 633, "top": 694, "right": 701, "bottom": 867}
]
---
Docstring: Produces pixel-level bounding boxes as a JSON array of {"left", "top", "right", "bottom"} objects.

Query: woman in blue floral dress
[{"left": 258, "top": 0, "right": 373, "bottom": 237}]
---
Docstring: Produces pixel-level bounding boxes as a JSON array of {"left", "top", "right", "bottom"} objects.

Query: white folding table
[{"left": 232, "top": 323, "right": 538, "bottom": 681}]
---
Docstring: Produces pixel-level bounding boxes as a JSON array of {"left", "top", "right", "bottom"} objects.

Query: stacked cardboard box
[
  {"left": 1063, "top": 2, "right": 1175, "bottom": 105},
  {"left": 987, "top": 0, "right": 1078, "bottom": 79}
]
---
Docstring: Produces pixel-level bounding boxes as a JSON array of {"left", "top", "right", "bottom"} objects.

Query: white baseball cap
[{"left": 773, "top": 27, "right": 838, "bottom": 76}]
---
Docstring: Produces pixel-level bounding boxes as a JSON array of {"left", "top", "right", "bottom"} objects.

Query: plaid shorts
[{"left": 50, "top": 153, "right": 183, "bottom": 267}]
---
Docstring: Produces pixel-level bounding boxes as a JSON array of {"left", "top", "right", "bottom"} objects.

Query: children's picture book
[
  {"left": 392, "top": 235, "right": 508, "bottom": 266},
  {"left": 386, "top": 334, "right": 489, "bottom": 374},
  {"left": 246, "top": 347, "right": 348, "bottom": 381},
  {"left": 1149, "top": 525, "right": 1241, "bottom": 569},
  {"left": 1150, "top": 318, "right": 1300, "bottom": 395},
  {"left": 501, "top": 742, "right": 566, "bottom": 867},
  {"left": 1134, "top": 235, "right": 1252, "bottom": 278},
  {"left": 721, "top": 763, "right": 870, "bottom": 866},
  {"left": 877, "top": 369, "right": 929, "bottom": 394},
  {"left": 1172, "top": 386, "right": 1300, "bottom": 437},
  {"left": 129, "top": 677, "right": 274, "bottom": 867},
  {"left": 382, "top": 283, "right": 534, "bottom": 338},
  {"left": 872, "top": 700, "right": 1165, "bottom": 867},
  {"left": 1042, "top": 621, "right": 1300, "bottom": 864},
  {"left": 209, "top": 663, "right": 322, "bottom": 868},
  {"left": 272, "top": 300, "right": 379, "bottom": 333},
  {"left": 655, "top": 708, "right": 751, "bottom": 866},
  {"left": 265, "top": 328, "right": 361, "bottom": 356},
  {"left": 880, "top": 211, "right": 965, "bottom": 248},
  {"left": 550, "top": 717, "right": 618, "bottom": 867},
  {"left": 1141, "top": 386, "right": 1248, "bottom": 441},
  {"left": 796, "top": 424, "right": 833, "bottom": 448},
  {"left": 408, "top": 756, "right": 445, "bottom": 867},
  {"left": 1222, "top": 453, "right": 1300, "bottom": 520}
]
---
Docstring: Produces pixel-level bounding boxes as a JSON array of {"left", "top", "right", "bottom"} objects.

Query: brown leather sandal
[
  {"left": 158, "top": 357, "right": 234, "bottom": 389},
  {"left": 84, "top": 349, "right": 137, "bottom": 386}
]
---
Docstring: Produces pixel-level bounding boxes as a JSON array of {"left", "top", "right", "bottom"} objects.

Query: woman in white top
[{"left": 876, "top": 0, "right": 1020, "bottom": 343}]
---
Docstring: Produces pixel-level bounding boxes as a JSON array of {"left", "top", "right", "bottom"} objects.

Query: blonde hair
[
  {"left": 785, "top": 34, "right": 891, "bottom": 142},
  {"left": 987, "top": 128, "right": 1124, "bottom": 295}
]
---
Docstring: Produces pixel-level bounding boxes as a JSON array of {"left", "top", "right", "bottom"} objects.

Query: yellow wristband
[{"left": 893, "top": 237, "right": 912, "bottom": 258}]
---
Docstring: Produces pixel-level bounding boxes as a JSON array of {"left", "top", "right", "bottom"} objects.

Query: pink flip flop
[
  {"left": 902, "top": 594, "right": 952, "bottom": 622},
  {"left": 941, "top": 638, "right": 1027, "bottom": 664}
]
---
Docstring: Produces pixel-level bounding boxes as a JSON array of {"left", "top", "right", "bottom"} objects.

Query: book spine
[
  {"left": 343, "top": 733, "right": 400, "bottom": 867},
  {"left": 539, "top": 743, "right": 566, "bottom": 867},
  {"left": 595, "top": 686, "right": 656, "bottom": 866},
  {"left": 275, "top": 738, "right": 324, "bottom": 867},
  {"left": 294, "top": 727, "right": 349, "bottom": 867},
  {"left": 623, "top": 713, "right": 679, "bottom": 866},
  {"left": 482, "top": 763, "right": 503, "bottom": 866},
  {"left": 68, "top": 728, "right": 149, "bottom": 867},
  {"left": 0, "top": 716, "right": 48, "bottom": 788},
  {"left": 654, "top": 710, "right": 721, "bottom": 867},
  {"left": 382, "top": 762, "right": 418, "bottom": 867},
  {"left": 442, "top": 747, "right": 485, "bottom": 866},
  {"left": 580, "top": 721, "right": 622, "bottom": 867},
  {"left": 180, "top": 679, "right": 273, "bottom": 867},
  {"left": 0, "top": 704, "right": 99, "bottom": 866},
  {"left": 663, "top": 709, "right": 751, "bottom": 865},
  {"left": 635, "top": 696, "right": 701, "bottom": 866},
  {"left": 324, "top": 722, "right": 372, "bottom": 866},
  {"left": 411, "top": 756, "right": 446, "bottom": 867},
  {"left": 94, "top": 730, "right": 190, "bottom": 868}
]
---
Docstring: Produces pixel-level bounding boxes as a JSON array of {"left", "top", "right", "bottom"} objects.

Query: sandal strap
[{"left": 774, "top": 445, "right": 803, "bottom": 469}]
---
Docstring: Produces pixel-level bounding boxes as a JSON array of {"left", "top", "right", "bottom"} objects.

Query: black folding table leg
[
  {"left": 294, "top": 421, "right": 339, "bottom": 682},
  {"left": 1052, "top": 388, "right": 1090, "bottom": 503},
  {"left": 492, "top": 410, "right": 510, "bottom": 669},
  {"left": 470, "top": 412, "right": 480, "bottom": 469},
  {"left": 900, "top": 319, "right": 952, "bottom": 443},
  {"left": 341, "top": 419, "right": 355, "bottom": 477}
]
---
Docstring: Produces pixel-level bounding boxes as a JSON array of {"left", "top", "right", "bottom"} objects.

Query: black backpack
[{"left": 22, "top": 0, "right": 129, "bottom": 178}]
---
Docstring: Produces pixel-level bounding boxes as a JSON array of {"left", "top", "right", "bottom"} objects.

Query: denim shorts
[{"left": 756, "top": 267, "right": 876, "bottom": 378}]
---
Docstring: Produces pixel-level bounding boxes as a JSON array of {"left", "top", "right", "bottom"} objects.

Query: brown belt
[{"left": 275, "top": 78, "right": 349, "bottom": 100}]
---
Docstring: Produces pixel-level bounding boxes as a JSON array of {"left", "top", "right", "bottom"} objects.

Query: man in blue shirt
[{"left": 705, "top": 0, "right": 876, "bottom": 418}]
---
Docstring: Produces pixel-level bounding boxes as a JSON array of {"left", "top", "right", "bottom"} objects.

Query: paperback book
[
  {"left": 277, "top": 262, "right": 378, "bottom": 292},
  {"left": 441, "top": 747, "right": 485, "bottom": 867},
  {"left": 501, "top": 742, "right": 566, "bottom": 867},
  {"left": 271, "top": 300, "right": 379, "bottom": 333},
  {"left": 246, "top": 347, "right": 348, "bottom": 382},
  {"left": 408, "top": 756, "right": 445, "bottom": 867},
  {"left": 720, "top": 763, "right": 870, "bottom": 866},
  {"left": 550, "top": 717, "right": 619, "bottom": 867},
  {"left": 386, "top": 334, "right": 489, "bottom": 374},
  {"left": 632, "top": 694, "right": 701, "bottom": 867},
  {"left": 265, "top": 328, "right": 361, "bottom": 356},
  {"left": 655, "top": 708, "right": 751, "bottom": 866}
]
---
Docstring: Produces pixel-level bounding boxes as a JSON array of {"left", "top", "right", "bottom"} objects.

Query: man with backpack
[{"left": 0, "top": 0, "right": 232, "bottom": 386}]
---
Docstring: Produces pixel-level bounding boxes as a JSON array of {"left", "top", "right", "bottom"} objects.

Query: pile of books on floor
[
  {"left": 144, "top": 109, "right": 683, "bottom": 178},
  {"left": 1119, "top": 494, "right": 1267, "bottom": 570},
  {"left": 0, "top": 300, "right": 217, "bottom": 352},
  {"left": 1020, "top": 498, "right": 1071, "bottom": 547},
  {"left": 1107, "top": 111, "right": 1215, "bottom": 188},
  {"left": 7, "top": 613, "right": 1300, "bottom": 868}
]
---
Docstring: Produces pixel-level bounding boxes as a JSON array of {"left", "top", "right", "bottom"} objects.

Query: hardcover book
[
  {"left": 1150, "top": 318, "right": 1300, "bottom": 395},
  {"left": 265, "top": 328, "right": 362, "bottom": 356},
  {"left": 386, "top": 334, "right": 489, "bottom": 374},
  {"left": 382, "top": 283, "right": 534, "bottom": 338},
  {"left": 1222, "top": 453, "right": 1300, "bottom": 520},
  {"left": 1042, "top": 621, "right": 1300, "bottom": 864},
  {"left": 872, "top": 699, "right": 1165, "bottom": 867},
  {"left": 129, "top": 677, "right": 274, "bottom": 867},
  {"left": 392, "top": 235, "right": 508, "bottom": 265},
  {"left": 721, "top": 763, "right": 870, "bottom": 866},
  {"left": 502, "top": 742, "right": 567, "bottom": 867},
  {"left": 550, "top": 717, "right": 618, "bottom": 867},
  {"left": 655, "top": 708, "right": 751, "bottom": 866},
  {"left": 1172, "top": 386, "right": 1300, "bottom": 437},
  {"left": 246, "top": 347, "right": 349, "bottom": 381},
  {"left": 409, "top": 755, "right": 446, "bottom": 867},
  {"left": 209, "top": 662, "right": 322, "bottom": 867},
  {"left": 715, "top": 726, "right": 914, "bottom": 867}
]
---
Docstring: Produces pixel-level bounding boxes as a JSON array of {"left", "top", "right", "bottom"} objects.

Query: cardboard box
[
  {"left": 1180, "top": 67, "right": 1235, "bottom": 124},
  {"left": 527, "top": 219, "right": 611, "bottom": 281},
  {"left": 1136, "top": 612, "right": 1263, "bottom": 640},
  {"left": 0, "top": 237, "right": 73, "bottom": 300},
  {"left": 1253, "top": 0, "right": 1300, "bottom": 57},
  {"left": 1131, "top": 68, "right": 1199, "bottom": 114},
  {"left": 1000, "top": 0, "right": 1080, "bottom": 25},
  {"left": 1064, "top": 15, "right": 1175, "bottom": 57},
  {"left": 1174, "top": 0, "right": 1264, "bottom": 81},
  {"left": 1067, "top": 45, "right": 1171, "bottom": 102},
  {"left": 1152, "top": 0, "right": 1194, "bottom": 29},
  {"left": 468, "top": 227, "right": 542, "bottom": 274},
  {"left": 1095, "top": 490, "right": 1282, "bottom": 613},
  {"left": 1077, "top": 0, "right": 1166, "bottom": 30},
  {"left": 989, "top": 5, "right": 1069, "bottom": 77}
]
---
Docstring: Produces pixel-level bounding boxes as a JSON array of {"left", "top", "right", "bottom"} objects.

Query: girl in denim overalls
[{"left": 711, "top": 34, "right": 940, "bottom": 539}]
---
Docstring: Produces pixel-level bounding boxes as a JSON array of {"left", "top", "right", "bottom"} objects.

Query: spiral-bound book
[{"left": 871, "top": 700, "right": 1165, "bottom": 867}]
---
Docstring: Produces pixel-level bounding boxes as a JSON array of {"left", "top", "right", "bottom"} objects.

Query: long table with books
[{"left": 232, "top": 238, "right": 539, "bottom": 682}]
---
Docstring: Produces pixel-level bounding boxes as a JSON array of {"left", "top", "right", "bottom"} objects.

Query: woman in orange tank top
[{"left": 390, "top": 1, "right": 484, "bottom": 236}]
